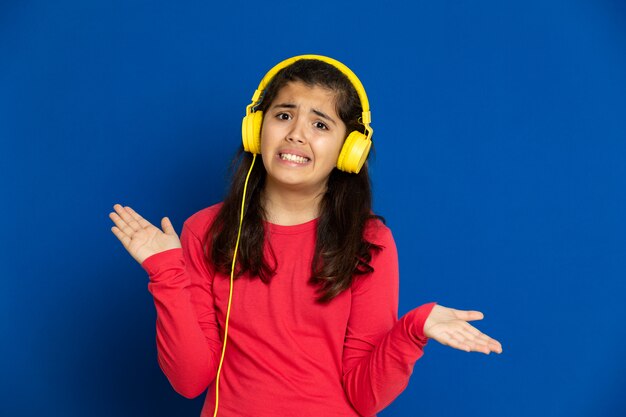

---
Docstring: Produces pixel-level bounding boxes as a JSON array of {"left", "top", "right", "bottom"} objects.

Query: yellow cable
[{"left": 213, "top": 153, "right": 257, "bottom": 417}]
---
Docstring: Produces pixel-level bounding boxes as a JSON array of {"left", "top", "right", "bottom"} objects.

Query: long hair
[{"left": 205, "top": 59, "right": 383, "bottom": 303}]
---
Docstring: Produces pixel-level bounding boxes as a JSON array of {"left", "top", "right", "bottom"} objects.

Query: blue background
[{"left": 1, "top": 0, "right": 625, "bottom": 416}]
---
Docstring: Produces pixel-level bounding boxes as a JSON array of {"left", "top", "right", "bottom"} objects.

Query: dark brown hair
[{"left": 204, "top": 59, "right": 383, "bottom": 303}]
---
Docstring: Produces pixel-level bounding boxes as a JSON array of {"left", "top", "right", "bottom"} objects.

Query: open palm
[
  {"left": 424, "top": 304, "right": 503, "bottom": 354},
  {"left": 109, "top": 204, "right": 181, "bottom": 264}
]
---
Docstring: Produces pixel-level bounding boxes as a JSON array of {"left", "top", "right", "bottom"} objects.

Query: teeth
[{"left": 280, "top": 153, "right": 309, "bottom": 164}]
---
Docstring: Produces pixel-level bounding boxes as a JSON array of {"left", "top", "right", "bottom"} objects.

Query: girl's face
[{"left": 260, "top": 81, "right": 347, "bottom": 195}]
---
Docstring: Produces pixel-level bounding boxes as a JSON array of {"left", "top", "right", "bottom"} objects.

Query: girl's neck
[{"left": 261, "top": 182, "right": 325, "bottom": 226}]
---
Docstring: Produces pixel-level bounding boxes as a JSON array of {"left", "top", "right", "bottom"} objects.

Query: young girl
[{"left": 109, "top": 55, "right": 502, "bottom": 417}]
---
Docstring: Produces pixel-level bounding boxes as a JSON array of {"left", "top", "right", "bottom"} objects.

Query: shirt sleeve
[
  {"left": 141, "top": 221, "right": 222, "bottom": 399},
  {"left": 341, "top": 225, "right": 436, "bottom": 416}
]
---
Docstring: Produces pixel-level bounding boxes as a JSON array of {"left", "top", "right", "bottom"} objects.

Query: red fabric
[{"left": 142, "top": 203, "right": 436, "bottom": 417}]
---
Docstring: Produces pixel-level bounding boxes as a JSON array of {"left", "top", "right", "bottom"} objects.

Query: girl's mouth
[{"left": 279, "top": 153, "right": 310, "bottom": 164}]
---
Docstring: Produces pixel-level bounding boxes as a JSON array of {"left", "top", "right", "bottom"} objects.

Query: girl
[{"left": 109, "top": 55, "right": 502, "bottom": 417}]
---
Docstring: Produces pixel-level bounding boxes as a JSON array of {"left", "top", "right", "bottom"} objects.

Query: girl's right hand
[{"left": 109, "top": 204, "right": 182, "bottom": 265}]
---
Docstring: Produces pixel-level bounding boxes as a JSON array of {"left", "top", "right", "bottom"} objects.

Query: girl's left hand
[{"left": 423, "top": 305, "right": 503, "bottom": 354}]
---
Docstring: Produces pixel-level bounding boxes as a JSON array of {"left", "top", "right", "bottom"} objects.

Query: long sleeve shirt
[{"left": 141, "top": 203, "right": 436, "bottom": 417}]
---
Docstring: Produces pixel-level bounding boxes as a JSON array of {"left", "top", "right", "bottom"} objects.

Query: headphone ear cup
[
  {"left": 337, "top": 131, "right": 372, "bottom": 174},
  {"left": 241, "top": 111, "right": 263, "bottom": 154}
]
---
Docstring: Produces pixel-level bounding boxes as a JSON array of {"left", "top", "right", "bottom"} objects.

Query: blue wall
[{"left": 1, "top": 1, "right": 625, "bottom": 416}]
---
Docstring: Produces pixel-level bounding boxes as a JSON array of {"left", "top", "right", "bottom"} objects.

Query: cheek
[
  {"left": 315, "top": 138, "right": 345, "bottom": 166},
  {"left": 333, "top": 133, "right": 347, "bottom": 156}
]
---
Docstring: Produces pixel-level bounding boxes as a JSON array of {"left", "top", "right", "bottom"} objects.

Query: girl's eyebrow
[
  {"left": 272, "top": 103, "right": 296, "bottom": 109},
  {"left": 271, "top": 103, "right": 337, "bottom": 126},
  {"left": 312, "top": 109, "right": 337, "bottom": 126}
]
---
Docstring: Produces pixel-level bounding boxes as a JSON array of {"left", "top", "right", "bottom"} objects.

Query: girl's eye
[
  {"left": 314, "top": 121, "right": 328, "bottom": 130},
  {"left": 277, "top": 113, "right": 291, "bottom": 120}
]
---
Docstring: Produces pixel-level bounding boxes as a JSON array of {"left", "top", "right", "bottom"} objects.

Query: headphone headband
[{"left": 246, "top": 54, "right": 372, "bottom": 141}]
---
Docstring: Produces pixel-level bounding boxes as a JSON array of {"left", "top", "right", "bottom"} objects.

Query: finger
[
  {"left": 488, "top": 338, "right": 503, "bottom": 354},
  {"left": 161, "top": 217, "right": 176, "bottom": 235},
  {"left": 111, "top": 226, "right": 131, "bottom": 248},
  {"left": 109, "top": 212, "right": 135, "bottom": 237},
  {"left": 451, "top": 328, "right": 496, "bottom": 354},
  {"left": 113, "top": 204, "right": 138, "bottom": 231},
  {"left": 462, "top": 324, "right": 503, "bottom": 353},
  {"left": 466, "top": 333, "right": 502, "bottom": 353},
  {"left": 452, "top": 330, "right": 491, "bottom": 354},
  {"left": 125, "top": 206, "right": 152, "bottom": 229},
  {"left": 113, "top": 204, "right": 142, "bottom": 232},
  {"left": 454, "top": 309, "right": 484, "bottom": 322},
  {"left": 468, "top": 331, "right": 502, "bottom": 354},
  {"left": 462, "top": 323, "right": 495, "bottom": 346},
  {"left": 461, "top": 321, "right": 481, "bottom": 336},
  {"left": 458, "top": 326, "right": 486, "bottom": 345}
]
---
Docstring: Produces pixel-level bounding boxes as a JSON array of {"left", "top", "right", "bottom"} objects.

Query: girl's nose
[{"left": 285, "top": 117, "right": 307, "bottom": 144}]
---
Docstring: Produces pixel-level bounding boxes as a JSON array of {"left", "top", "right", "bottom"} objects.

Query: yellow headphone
[{"left": 241, "top": 54, "right": 374, "bottom": 174}]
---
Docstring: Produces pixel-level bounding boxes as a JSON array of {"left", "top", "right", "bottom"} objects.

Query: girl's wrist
[{"left": 407, "top": 302, "right": 438, "bottom": 343}]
